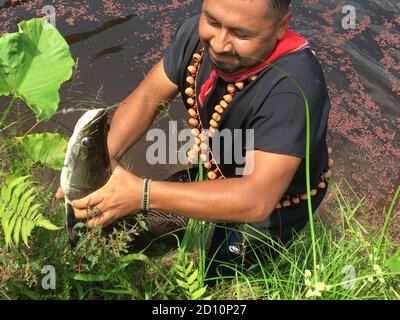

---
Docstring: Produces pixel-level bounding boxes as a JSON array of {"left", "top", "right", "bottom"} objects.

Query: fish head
[
  {"left": 73, "top": 109, "right": 109, "bottom": 161},
  {"left": 62, "top": 108, "right": 111, "bottom": 199}
]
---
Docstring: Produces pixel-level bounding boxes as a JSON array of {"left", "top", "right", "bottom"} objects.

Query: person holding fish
[{"left": 56, "top": 0, "right": 332, "bottom": 283}]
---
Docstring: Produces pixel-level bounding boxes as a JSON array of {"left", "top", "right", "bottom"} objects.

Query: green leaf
[
  {"left": 68, "top": 272, "right": 109, "bottom": 282},
  {"left": 25, "top": 203, "right": 41, "bottom": 221},
  {"left": 36, "top": 219, "right": 62, "bottom": 231},
  {"left": 187, "top": 269, "right": 198, "bottom": 285},
  {"left": 174, "top": 263, "right": 184, "bottom": 273},
  {"left": 15, "top": 185, "right": 35, "bottom": 216},
  {"left": 189, "top": 282, "right": 199, "bottom": 294},
  {"left": 0, "top": 18, "right": 74, "bottom": 121},
  {"left": 1, "top": 176, "right": 28, "bottom": 202},
  {"left": 15, "top": 133, "right": 68, "bottom": 170},
  {"left": 13, "top": 217, "right": 23, "bottom": 245},
  {"left": 73, "top": 222, "right": 86, "bottom": 230},
  {"left": 385, "top": 250, "right": 400, "bottom": 273},
  {"left": 176, "top": 278, "right": 189, "bottom": 290},
  {"left": 186, "top": 260, "right": 194, "bottom": 275},
  {"left": 191, "top": 287, "right": 207, "bottom": 300},
  {"left": 21, "top": 201, "right": 40, "bottom": 222},
  {"left": 139, "top": 219, "right": 149, "bottom": 231},
  {"left": 5, "top": 214, "right": 18, "bottom": 246},
  {"left": 176, "top": 270, "right": 186, "bottom": 280},
  {"left": 0, "top": 174, "right": 61, "bottom": 247},
  {"left": 21, "top": 220, "right": 34, "bottom": 246}
]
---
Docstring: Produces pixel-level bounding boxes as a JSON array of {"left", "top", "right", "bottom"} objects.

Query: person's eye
[
  {"left": 207, "top": 19, "right": 219, "bottom": 27},
  {"left": 233, "top": 32, "right": 249, "bottom": 40},
  {"left": 81, "top": 137, "right": 94, "bottom": 148}
]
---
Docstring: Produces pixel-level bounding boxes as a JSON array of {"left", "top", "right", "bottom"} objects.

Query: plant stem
[
  {"left": 0, "top": 95, "right": 18, "bottom": 128},
  {"left": 303, "top": 93, "right": 318, "bottom": 282},
  {"left": 377, "top": 184, "right": 400, "bottom": 256},
  {"left": 271, "top": 63, "right": 318, "bottom": 281}
]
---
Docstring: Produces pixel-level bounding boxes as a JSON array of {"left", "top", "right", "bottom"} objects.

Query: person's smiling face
[{"left": 199, "top": 0, "right": 292, "bottom": 75}]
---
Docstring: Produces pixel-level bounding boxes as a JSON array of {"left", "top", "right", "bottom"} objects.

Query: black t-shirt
[{"left": 163, "top": 15, "right": 331, "bottom": 242}]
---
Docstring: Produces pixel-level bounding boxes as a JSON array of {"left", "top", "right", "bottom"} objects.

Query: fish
[
  {"left": 60, "top": 108, "right": 111, "bottom": 246},
  {"left": 60, "top": 108, "right": 190, "bottom": 247}
]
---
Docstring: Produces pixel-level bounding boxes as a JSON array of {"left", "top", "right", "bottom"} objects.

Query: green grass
[{"left": 204, "top": 184, "right": 400, "bottom": 300}]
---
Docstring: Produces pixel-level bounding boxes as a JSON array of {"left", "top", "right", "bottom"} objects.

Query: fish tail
[{"left": 66, "top": 201, "right": 79, "bottom": 247}]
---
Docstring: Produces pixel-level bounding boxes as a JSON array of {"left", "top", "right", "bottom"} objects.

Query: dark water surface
[{"left": 0, "top": 0, "right": 399, "bottom": 228}]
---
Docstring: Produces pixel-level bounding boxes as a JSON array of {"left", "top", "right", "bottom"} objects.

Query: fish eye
[{"left": 81, "top": 137, "right": 94, "bottom": 148}]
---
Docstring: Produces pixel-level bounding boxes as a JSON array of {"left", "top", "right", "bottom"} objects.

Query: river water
[{"left": 0, "top": 0, "right": 399, "bottom": 229}]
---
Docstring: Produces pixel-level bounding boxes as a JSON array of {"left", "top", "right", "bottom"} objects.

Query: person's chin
[{"left": 210, "top": 58, "right": 239, "bottom": 75}]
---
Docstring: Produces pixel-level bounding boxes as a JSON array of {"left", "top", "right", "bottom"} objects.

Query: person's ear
[{"left": 276, "top": 11, "right": 292, "bottom": 40}]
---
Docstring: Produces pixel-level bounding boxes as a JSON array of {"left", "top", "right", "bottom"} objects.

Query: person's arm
[
  {"left": 108, "top": 59, "right": 179, "bottom": 161},
  {"left": 55, "top": 59, "right": 178, "bottom": 200},
  {"left": 71, "top": 150, "right": 302, "bottom": 227},
  {"left": 149, "top": 150, "right": 301, "bottom": 222}
]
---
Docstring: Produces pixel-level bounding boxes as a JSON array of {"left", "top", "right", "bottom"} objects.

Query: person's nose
[{"left": 210, "top": 28, "right": 233, "bottom": 55}]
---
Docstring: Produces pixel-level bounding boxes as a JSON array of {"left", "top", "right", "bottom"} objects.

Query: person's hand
[
  {"left": 54, "top": 156, "right": 120, "bottom": 200},
  {"left": 71, "top": 165, "right": 143, "bottom": 228},
  {"left": 55, "top": 186, "right": 64, "bottom": 200}
]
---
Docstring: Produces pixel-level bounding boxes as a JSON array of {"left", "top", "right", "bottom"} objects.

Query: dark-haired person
[{"left": 57, "top": 0, "right": 331, "bottom": 283}]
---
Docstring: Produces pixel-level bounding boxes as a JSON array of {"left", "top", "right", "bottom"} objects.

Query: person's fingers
[
  {"left": 72, "top": 192, "right": 104, "bottom": 210},
  {"left": 87, "top": 211, "right": 114, "bottom": 228},
  {"left": 55, "top": 186, "right": 64, "bottom": 199},
  {"left": 73, "top": 204, "right": 104, "bottom": 220},
  {"left": 73, "top": 207, "right": 90, "bottom": 220}
]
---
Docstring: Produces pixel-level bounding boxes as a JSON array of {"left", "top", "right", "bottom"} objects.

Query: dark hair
[
  {"left": 267, "top": 0, "right": 291, "bottom": 18},
  {"left": 271, "top": 0, "right": 291, "bottom": 11}
]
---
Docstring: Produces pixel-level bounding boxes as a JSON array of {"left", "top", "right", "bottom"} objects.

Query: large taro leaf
[
  {"left": 15, "top": 133, "right": 68, "bottom": 171},
  {"left": 0, "top": 18, "right": 74, "bottom": 121}
]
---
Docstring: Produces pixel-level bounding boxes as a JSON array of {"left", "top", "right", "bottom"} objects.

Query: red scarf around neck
[{"left": 198, "top": 29, "right": 309, "bottom": 107}]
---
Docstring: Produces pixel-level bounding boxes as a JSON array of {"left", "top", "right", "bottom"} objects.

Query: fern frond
[
  {"left": 174, "top": 257, "right": 208, "bottom": 300},
  {"left": 7, "top": 282, "right": 47, "bottom": 300},
  {"left": 62, "top": 276, "right": 72, "bottom": 300},
  {"left": 0, "top": 175, "right": 61, "bottom": 247}
]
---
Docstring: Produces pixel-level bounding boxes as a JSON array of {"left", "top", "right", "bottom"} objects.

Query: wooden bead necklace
[
  {"left": 185, "top": 49, "right": 257, "bottom": 180},
  {"left": 184, "top": 49, "right": 333, "bottom": 209}
]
